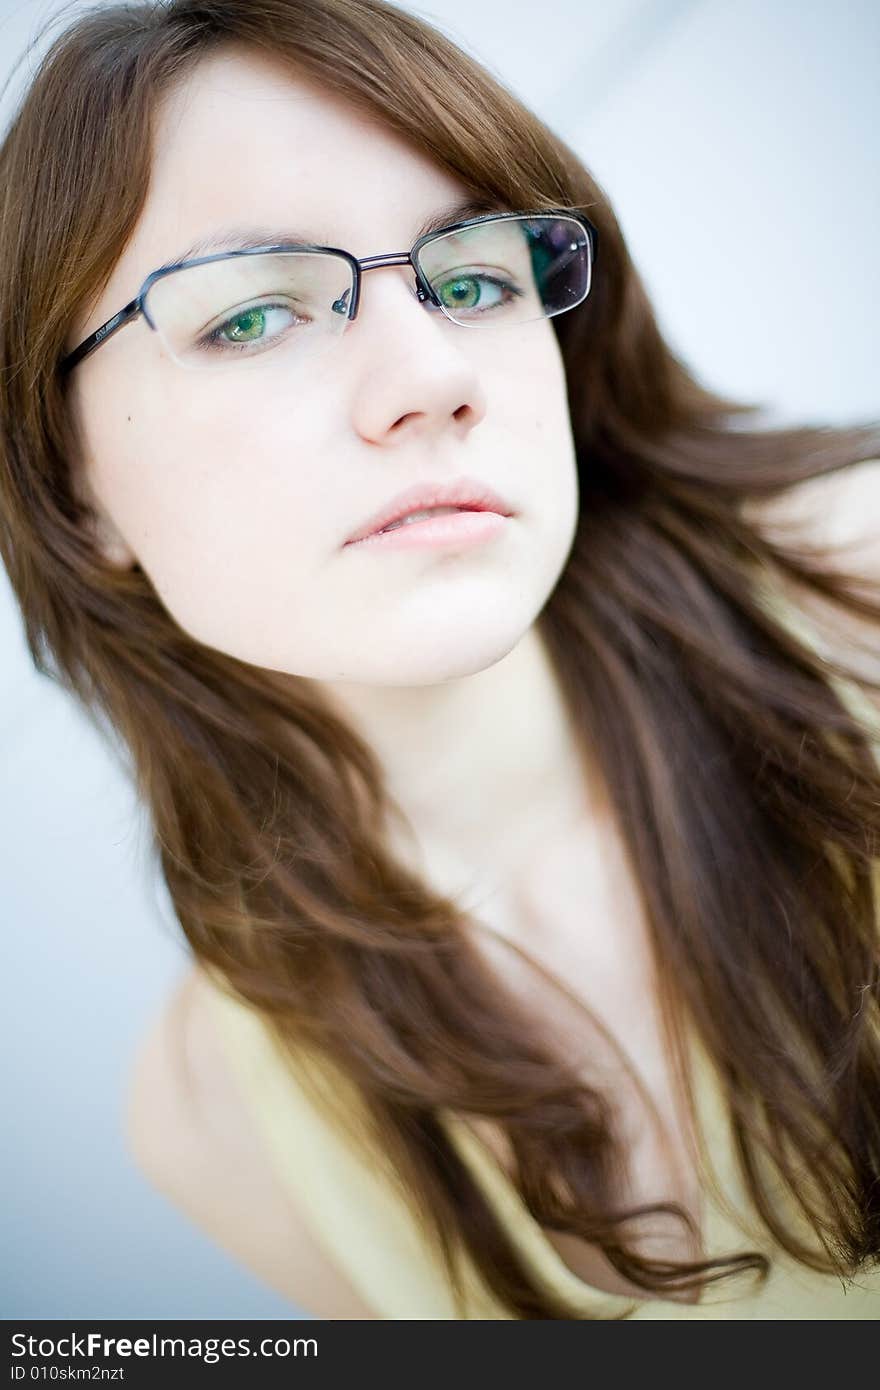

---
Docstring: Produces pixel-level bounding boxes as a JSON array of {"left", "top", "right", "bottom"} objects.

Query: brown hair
[{"left": 2, "top": 0, "right": 879, "bottom": 1318}]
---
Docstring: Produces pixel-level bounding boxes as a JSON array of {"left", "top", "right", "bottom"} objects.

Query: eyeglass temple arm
[{"left": 60, "top": 297, "right": 143, "bottom": 375}]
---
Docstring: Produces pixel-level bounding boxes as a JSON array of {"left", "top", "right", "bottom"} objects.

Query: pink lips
[
  {"left": 344, "top": 476, "right": 515, "bottom": 546},
  {"left": 345, "top": 509, "right": 509, "bottom": 552}
]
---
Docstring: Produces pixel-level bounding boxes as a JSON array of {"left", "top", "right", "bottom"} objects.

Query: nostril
[{"left": 390, "top": 411, "right": 420, "bottom": 432}]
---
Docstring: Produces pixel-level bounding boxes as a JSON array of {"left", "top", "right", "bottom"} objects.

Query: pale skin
[{"left": 66, "top": 45, "right": 880, "bottom": 1316}]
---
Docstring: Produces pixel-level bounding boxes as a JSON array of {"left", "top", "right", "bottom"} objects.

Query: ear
[
  {"left": 71, "top": 466, "right": 139, "bottom": 571},
  {"left": 91, "top": 511, "right": 139, "bottom": 570}
]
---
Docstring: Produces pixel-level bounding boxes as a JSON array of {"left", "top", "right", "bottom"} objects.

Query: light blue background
[{"left": 2, "top": 0, "right": 878, "bottom": 1320}]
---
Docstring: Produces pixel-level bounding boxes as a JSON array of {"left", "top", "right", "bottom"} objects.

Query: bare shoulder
[
  {"left": 124, "top": 965, "right": 379, "bottom": 1319},
  {"left": 741, "top": 457, "right": 880, "bottom": 694},
  {"left": 740, "top": 456, "right": 880, "bottom": 570}
]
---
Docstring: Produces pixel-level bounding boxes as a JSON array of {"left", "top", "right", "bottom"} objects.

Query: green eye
[
  {"left": 438, "top": 276, "right": 481, "bottom": 310},
  {"left": 222, "top": 307, "right": 267, "bottom": 342},
  {"left": 198, "top": 301, "right": 302, "bottom": 357}
]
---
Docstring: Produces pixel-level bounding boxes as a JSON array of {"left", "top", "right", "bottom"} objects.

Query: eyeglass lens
[{"left": 143, "top": 215, "right": 591, "bottom": 372}]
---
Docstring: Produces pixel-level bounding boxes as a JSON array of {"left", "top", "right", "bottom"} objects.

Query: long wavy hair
[{"left": 2, "top": 0, "right": 879, "bottom": 1319}]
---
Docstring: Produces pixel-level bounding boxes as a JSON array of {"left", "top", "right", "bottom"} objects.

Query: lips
[
  {"left": 344, "top": 477, "right": 515, "bottom": 545},
  {"left": 376, "top": 505, "right": 464, "bottom": 533}
]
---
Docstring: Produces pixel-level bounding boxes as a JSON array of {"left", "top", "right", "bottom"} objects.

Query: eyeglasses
[{"left": 59, "top": 208, "right": 598, "bottom": 377}]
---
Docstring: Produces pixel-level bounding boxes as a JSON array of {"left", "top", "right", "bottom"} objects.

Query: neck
[{"left": 316, "top": 622, "right": 609, "bottom": 897}]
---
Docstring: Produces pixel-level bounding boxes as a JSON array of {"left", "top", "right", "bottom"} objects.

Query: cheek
[
  {"left": 491, "top": 324, "right": 572, "bottom": 432},
  {"left": 86, "top": 388, "right": 332, "bottom": 633},
  {"left": 492, "top": 334, "right": 579, "bottom": 512}
]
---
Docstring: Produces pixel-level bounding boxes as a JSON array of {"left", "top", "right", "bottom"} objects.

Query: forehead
[{"left": 93, "top": 46, "right": 471, "bottom": 321}]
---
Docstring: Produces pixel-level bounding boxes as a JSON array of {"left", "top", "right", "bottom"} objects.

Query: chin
[{"left": 354, "top": 624, "right": 531, "bottom": 687}]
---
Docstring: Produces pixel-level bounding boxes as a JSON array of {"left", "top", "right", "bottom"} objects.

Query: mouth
[
  {"left": 344, "top": 478, "right": 516, "bottom": 546},
  {"left": 344, "top": 506, "right": 510, "bottom": 552},
  {"left": 374, "top": 504, "right": 477, "bottom": 534}
]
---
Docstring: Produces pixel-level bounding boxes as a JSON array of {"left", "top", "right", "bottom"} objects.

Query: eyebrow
[{"left": 153, "top": 198, "right": 505, "bottom": 274}]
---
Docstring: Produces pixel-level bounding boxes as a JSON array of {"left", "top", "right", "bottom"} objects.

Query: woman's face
[{"left": 67, "top": 46, "right": 580, "bottom": 685}]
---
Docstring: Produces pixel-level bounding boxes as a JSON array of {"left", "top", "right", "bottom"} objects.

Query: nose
[{"left": 343, "top": 263, "right": 488, "bottom": 447}]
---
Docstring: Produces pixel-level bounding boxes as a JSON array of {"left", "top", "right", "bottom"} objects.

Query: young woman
[{"left": 1, "top": 0, "right": 879, "bottom": 1320}]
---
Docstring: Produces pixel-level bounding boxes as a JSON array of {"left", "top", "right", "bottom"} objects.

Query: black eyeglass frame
[{"left": 59, "top": 207, "right": 598, "bottom": 376}]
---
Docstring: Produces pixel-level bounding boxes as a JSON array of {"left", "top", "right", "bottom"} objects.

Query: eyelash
[
  {"left": 197, "top": 301, "right": 301, "bottom": 355},
  {"left": 193, "top": 271, "right": 526, "bottom": 358}
]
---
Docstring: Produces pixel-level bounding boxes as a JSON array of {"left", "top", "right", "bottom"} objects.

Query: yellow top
[{"left": 200, "top": 582, "right": 880, "bottom": 1319}]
